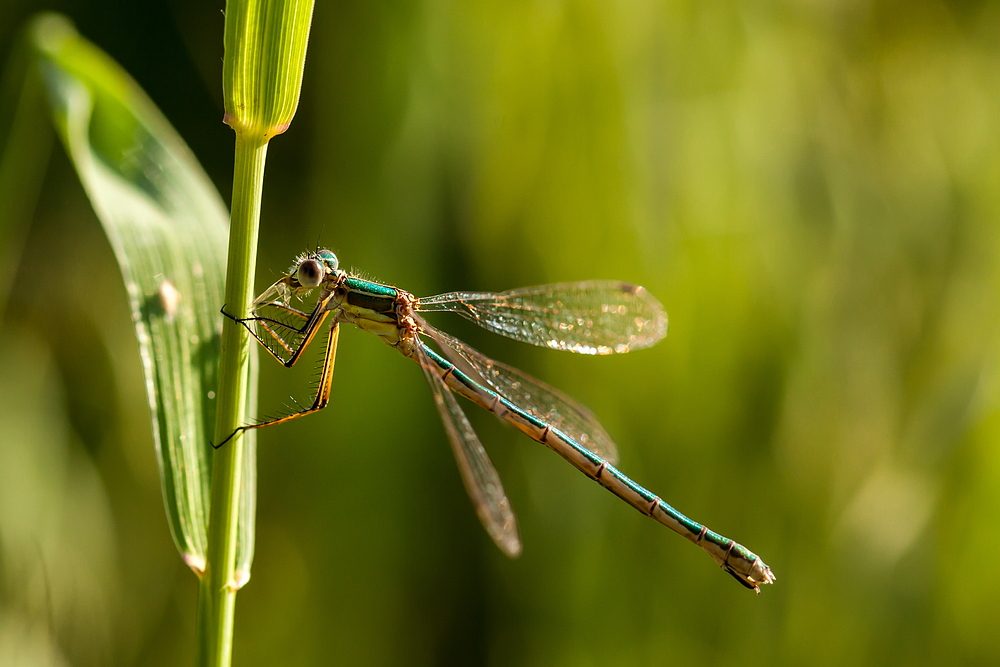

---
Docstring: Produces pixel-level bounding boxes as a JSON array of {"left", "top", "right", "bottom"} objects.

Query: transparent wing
[
  {"left": 418, "top": 281, "right": 667, "bottom": 355},
  {"left": 243, "top": 285, "right": 312, "bottom": 364},
  {"left": 421, "top": 322, "right": 621, "bottom": 465},
  {"left": 250, "top": 275, "right": 294, "bottom": 312},
  {"left": 414, "top": 342, "right": 521, "bottom": 557},
  {"left": 242, "top": 276, "right": 324, "bottom": 366}
]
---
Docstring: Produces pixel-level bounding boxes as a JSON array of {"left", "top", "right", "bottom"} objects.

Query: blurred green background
[{"left": 3, "top": 0, "right": 1000, "bottom": 665}]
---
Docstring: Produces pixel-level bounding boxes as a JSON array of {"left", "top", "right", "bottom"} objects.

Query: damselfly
[{"left": 222, "top": 249, "right": 775, "bottom": 592}]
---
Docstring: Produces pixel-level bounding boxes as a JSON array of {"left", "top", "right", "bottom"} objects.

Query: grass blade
[
  {"left": 198, "top": 1, "right": 315, "bottom": 663},
  {"left": 19, "top": 13, "right": 257, "bottom": 577}
]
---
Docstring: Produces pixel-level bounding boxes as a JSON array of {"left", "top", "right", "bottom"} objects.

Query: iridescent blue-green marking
[
  {"left": 230, "top": 248, "right": 776, "bottom": 593},
  {"left": 415, "top": 342, "right": 771, "bottom": 591},
  {"left": 344, "top": 276, "right": 397, "bottom": 299}
]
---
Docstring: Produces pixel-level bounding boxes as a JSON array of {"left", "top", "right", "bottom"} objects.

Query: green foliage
[
  {"left": 223, "top": 0, "right": 315, "bottom": 140},
  {"left": 0, "top": 14, "right": 258, "bottom": 581},
  {"left": 201, "top": 2, "right": 314, "bottom": 665}
]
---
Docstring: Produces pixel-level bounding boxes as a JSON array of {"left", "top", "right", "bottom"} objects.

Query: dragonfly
[{"left": 221, "top": 248, "right": 775, "bottom": 593}]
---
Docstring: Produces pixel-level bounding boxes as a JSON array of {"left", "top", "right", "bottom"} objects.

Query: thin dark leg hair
[
  {"left": 213, "top": 321, "right": 341, "bottom": 449},
  {"left": 213, "top": 295, "right": 339, "bottom": 449},
  {"left": 221, "top": 292, "right": 335, "bottom": 368}
]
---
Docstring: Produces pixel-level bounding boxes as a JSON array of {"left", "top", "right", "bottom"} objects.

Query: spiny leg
[
  {"left": 221, "top": 301, "right": 310, "bottom": 328},
  {"left": 213, "top": 320, "right": 340, "bottom": 449},
  {"left": 220, "top": 305, "right": 306, "bottom": 363},
  {"left": 233, "top": 301, "right": 313, "bottom": 341},
  {"left": 221, "top": 293, "right": 334, "bottom": 367},
  {"left": 252, "top": 300, "right": 311, "bottom": 320}
]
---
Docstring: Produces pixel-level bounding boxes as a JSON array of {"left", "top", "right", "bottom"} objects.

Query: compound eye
[
  {"left": 296, "top": 259, "right": 323, "bottom": 288},
  {"left": 317, "top": 249, "right": 339, "bottom": 270}
]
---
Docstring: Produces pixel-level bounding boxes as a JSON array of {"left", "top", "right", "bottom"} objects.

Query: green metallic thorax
[{"left": 332, "top": 275, "right": 412, "bottom": 346}]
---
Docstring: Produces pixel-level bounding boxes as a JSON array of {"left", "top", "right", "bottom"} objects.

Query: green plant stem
[{"left": 197, "top": 132, "right": 268, "bottom": 667}]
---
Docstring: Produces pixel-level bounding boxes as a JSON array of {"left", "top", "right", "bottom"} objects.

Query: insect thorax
[{"left": 334, "top": 277, "right": 417, "bottom": 348}]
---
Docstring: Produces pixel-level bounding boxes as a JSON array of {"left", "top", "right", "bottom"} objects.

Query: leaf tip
[
  {"left": 184, "top": 552, "right": 207, "bottom": 577},
  {"left": 27, "top": 12, "right": 77, "bottom": 57},
  {"left": 230, "top": 569, "right": 251, "bottom": 590}
]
